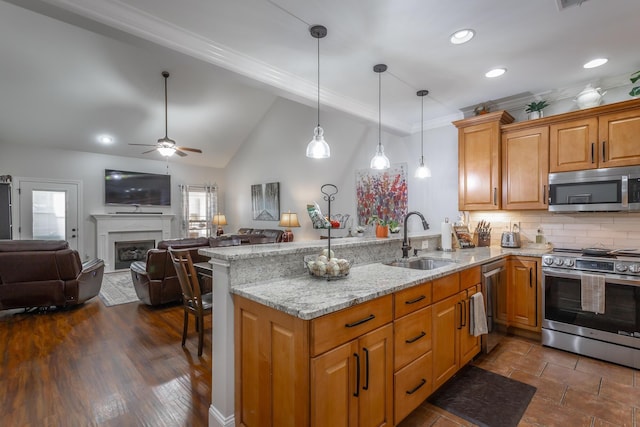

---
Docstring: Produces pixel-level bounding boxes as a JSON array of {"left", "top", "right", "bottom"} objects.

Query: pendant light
[
  {"left": 370, "top": 64, "right": 390, "bottom": 170},
  {"left": 306, "top": 25, "right": 330, "bottom": 159},
  {"left": 415, "top": 89, "right": 432, "bottom": 178}
]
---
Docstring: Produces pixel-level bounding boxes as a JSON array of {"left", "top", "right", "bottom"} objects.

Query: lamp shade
[
  {"left": 157, "top": 146, "right": 176, "bottom": 157},
  {"left": 212, "top": 214, "right": 227, "bottom": 226},
  {"left": 279, "top": 212, "right": 301, "bottom": 229}
]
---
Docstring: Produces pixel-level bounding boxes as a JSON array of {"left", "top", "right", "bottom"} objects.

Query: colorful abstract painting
[{"left": 355, "top": 163, "right": 408, "bottom": 226}]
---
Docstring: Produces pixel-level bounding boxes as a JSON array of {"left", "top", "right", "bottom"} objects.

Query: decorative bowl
[{"left": 304, "top": 255, "right": 352, "bottom": 280}]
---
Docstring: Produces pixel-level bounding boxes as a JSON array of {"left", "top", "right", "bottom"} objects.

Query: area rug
[
  {"left": 428, "top": 365, "right": 536, "bottom": 427},
  {"left": 99, "top": 271, "right": 139, "bottom": 307}
]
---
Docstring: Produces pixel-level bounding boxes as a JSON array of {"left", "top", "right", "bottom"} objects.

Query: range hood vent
[{"left": 556, "top": 0, "right": 590, "bottom": 10}]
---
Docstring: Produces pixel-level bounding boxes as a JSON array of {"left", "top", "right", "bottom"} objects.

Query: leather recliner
[
  {"left": 0, "top": 240, "right": 104, "bottom": 311},
  {"left": 130, "top": 237, "right": 212, "bottom": 306}
]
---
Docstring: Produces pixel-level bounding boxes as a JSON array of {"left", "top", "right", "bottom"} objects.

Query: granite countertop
[{"left": 230, "top": 245, "right": 551, "bottom": 320}]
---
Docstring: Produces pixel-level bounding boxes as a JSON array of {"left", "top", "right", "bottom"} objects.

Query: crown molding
[{"left": 39, "top": 0, "right": 413, "bottom": 134}]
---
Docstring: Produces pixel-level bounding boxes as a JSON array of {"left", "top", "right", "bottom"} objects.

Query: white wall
[
  {"left": 0, "top": 143, "right": 224, "bottom": 260},
  {"left": 223, "top": 97, "right": 461, "bottom": 241}
]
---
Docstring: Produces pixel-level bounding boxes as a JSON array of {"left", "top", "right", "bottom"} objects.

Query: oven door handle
[{"left": 543, "top": 268, "right": 640, "bottom": 287}]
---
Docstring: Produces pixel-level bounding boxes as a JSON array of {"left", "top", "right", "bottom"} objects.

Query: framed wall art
[
  {"left": 355, "top": 163, "right": 408, "bottom": 226},
  {"left": 251, "top": 182, "right": 280, "bottom": 221}
]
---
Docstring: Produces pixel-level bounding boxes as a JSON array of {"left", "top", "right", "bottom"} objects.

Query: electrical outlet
[{"left": 421, "top": 240, "right": 429, "bottom": 249}]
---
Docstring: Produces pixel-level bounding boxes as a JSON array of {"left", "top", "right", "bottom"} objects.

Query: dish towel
[
  {"left": 470, "top": 292, "right": 488, "bottom": 336},
  {"left": 581, "top": 273, "right": 605, "bottom": 314}
]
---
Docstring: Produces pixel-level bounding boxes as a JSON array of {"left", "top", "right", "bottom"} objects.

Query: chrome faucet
[{"left": 402, "top": 211, "right": 430, "bottom": 258}]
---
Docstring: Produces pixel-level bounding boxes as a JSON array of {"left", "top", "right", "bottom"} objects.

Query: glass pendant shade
[
  {"left": 370, "top": 143, "right": 390, "bottom": 170},
  {"left": 371, "top": 64, "right": 390, "bottom": 170},
  {"left": 415, "top": 157, "right": 431, "bottom": 178},
  {"left": 306, "top": 126, "right": 330, "bottom": 158},
  {"left": 306, "top": 25, "right": 330, "bottom": 159}
]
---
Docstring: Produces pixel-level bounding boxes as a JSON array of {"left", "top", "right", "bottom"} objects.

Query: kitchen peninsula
[{"left": 200, "top": 235, "right": 549, "bottom": 427}]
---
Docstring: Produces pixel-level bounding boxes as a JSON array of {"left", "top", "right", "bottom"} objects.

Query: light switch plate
[{"left": 421, "top": 240, "right": 429, "bottom": 249}]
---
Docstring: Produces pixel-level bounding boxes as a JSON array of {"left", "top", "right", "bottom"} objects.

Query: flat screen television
[{"left": 105, "top": 169, "right": 171, "bottom": 206}]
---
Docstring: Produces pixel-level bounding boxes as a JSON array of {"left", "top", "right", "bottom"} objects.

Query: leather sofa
[
  {"left": 233, "top": 228, "right": 284, "bottom": 244},
  {"left": 0, "top": 240, "right": 104, "bottom": 311},
  {"left": 130, "top": 237, "right": 213, "bottom": 306}
]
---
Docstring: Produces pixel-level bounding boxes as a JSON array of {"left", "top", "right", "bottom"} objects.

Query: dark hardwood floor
[{"left": 0, "top": 298, "right": 211, "bottom": 427}]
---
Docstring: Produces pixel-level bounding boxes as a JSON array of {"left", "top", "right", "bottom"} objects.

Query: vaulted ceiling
[{"left": 1, "top": 0, "right": 639, "bottom": 167}]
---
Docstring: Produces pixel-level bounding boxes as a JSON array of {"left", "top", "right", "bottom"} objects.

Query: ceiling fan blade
[
  {"left": 129, "top": 143, "right": 157, "bottom": 147},
  {"left": 176, "top": 146, "right": 202, "bottom": 153},
  {"left": 175, "top": 149, "right": 188, "bottom": 157},
  {"left": 141, "top": 148, "right": 157, "bottom": 154}
]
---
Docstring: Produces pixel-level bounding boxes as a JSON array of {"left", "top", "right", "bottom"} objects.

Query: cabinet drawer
[
  {"left": 310, "top": 295, "right": 392, "bottom": 356},
  {"left": 432, "top": 273, "right": 460, "bottom": 303},
  {"left": 460, "top": 265, "right": 481, "bottom": 288},
  {"left": 394, "top": 351, "right": 433, "bottom": 425},
  {"left": 394, "top": 306, "right": 432, "bottom": 371},
  {"left": 394, "top": 281, "right": 432, "bottom": 319}
]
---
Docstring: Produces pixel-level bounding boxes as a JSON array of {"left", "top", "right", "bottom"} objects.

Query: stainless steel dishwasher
[{"left": 481, "top": 259, "right": 508, "bottom": 353}]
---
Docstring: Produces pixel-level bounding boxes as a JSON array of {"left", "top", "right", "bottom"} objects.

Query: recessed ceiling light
[
  {"left": 450, "top": 29, "right": 475, "bottom": 45},
  {"left": 98, "top": 135, "right": 113, "bottom": 144},
  {"left": 583, "top": 58, "right": 608, "bottom": 69},
  {"left": 485, "top": 68, "right": 506, "bottom": 78}
]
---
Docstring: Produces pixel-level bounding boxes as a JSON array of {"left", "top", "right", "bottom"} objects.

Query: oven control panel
[{"left": 542, "top": 253, "right": 640, "bottom": 277}]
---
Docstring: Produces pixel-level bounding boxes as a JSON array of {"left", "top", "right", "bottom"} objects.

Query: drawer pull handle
[
  {"left": 345, "top": 314, "right": 375, "bottom": 328},
  {"left": 405, "top": 295, "right": 426, "bottom": 305},
  {"left": 405, "top": 331, "right": 426, "bottom": 344},
  {"left": 406, "top": 378, "right": 427, "bottom": 395}
]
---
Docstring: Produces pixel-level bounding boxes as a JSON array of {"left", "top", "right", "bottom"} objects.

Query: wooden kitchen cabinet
[
  {"left": 549, "top": 117, "right": 598, "bottom": 172},
  {"left": 312, "top": 324, "right": 393, "bottom": 427},
  {"left": 549, "top": 102, "right": 640, "bottom": 172},
  {"left": 454, "top": 111, "right": 515, "bottom": 211},
  {"left": 235, "top": 294, "right": 393, "bottom": 427},
  {"left": 393, "top": 281, "right": 433, "bottom": 424},
  {"left": 507, "top": 257, "right": 539, "bottom": 330},
  {"left": 502, "top": 125, "right": 549, "bottom": 210}
]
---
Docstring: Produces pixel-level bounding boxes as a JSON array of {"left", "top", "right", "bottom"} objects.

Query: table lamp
[
  {"left": 278, "top": 211, "right": 301, "bottom": 242},
  {"left": 212, "top": 213, "right": 227, "bottom": 236}
]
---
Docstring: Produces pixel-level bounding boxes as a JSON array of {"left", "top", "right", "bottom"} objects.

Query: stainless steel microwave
[{"left": 548, "top": 166, "right": 640, "bottom": 212}]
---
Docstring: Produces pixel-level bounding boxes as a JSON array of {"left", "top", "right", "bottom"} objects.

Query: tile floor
[{"left": 398, "top": 335, "right": 640, "bottom": 427}]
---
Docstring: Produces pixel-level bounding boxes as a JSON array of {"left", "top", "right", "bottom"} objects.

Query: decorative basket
[{"left": 304, "top": 255, "right": 352, "bottom": 280}]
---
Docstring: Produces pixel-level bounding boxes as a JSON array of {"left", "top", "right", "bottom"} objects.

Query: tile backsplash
[{"left": 467, "top": 211, "right": 640, "bottom": 250}]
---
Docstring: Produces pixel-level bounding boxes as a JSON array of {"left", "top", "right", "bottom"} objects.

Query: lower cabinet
[
  {"left": 508, "top": 257, "right": 540, "bottom": 330},
  {"left": 311, "top": 324, "right": 393, "bottom": 427}
]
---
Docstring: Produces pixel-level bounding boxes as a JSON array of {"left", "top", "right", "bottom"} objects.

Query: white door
[{"left": 16, "top": 179, "right": 81, "bottom": 253}]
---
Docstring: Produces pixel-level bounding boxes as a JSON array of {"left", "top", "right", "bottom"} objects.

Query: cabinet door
[
  {"left": 549, "top": 117, "right": 598, "bottom": 172},
  {"left": 502, "top": 126, "right": 549, "bottom": 210},
  {"left": 432, "top": 293, "right": 460, "bottom": 389},
  {"left": 358, "top": 324, "right": 393, "bottom": 427},
  {"left": 599, "top": 109, "right": 640, "bottom": 168},
  {"left": 509, "top": 259, "right": 538, "bottom": 328},
  {"left": 311, "top": 340, "right": 359, "bottom": 427},
  {"left": 459, "top": 285, "right": 481, "bottom": 366},
  {"left": 458, "top": 121, "right": 502, "bottom": 210}
]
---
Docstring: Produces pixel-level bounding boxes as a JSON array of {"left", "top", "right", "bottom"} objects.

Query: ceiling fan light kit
[
  {"left": 370, "top": 64, "right": 390, "bottom": 170},
  {"left": 129, "top": 71, "right": 202, "bottom": 158},
  {"left": 305, "top": 25, "right": 331, "bottom": 159}
]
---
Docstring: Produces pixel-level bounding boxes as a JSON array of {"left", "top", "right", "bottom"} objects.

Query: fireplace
[
  {"left": 92, "top": 214, "right": 174, "bottom": 272},
  {"left": 114, "top": 240, "right": 155, "bottom": 270}
]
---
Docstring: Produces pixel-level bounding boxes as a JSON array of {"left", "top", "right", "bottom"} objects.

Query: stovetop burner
[{"left": 551, "top": 247, "right": 640, "bottom": 259}]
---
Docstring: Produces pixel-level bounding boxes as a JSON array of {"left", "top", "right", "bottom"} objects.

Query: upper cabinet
[
  {"left": 454, "top": 111, "right": 514, "bottom": 211},
  {"left": 502, "top": 126, "right": 549, "bottom": 210},
  {"left": 456, "top": 98, "right": 640, "bottom": 210}
]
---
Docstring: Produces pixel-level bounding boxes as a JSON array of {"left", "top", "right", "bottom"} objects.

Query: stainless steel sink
[{"left": 384, "top": 258, "right": 456, "bottom": 270}]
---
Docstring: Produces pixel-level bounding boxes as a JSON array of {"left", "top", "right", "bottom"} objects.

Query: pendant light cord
[
  {"left": 378, "top": 71, "right": 382, "bottom": 148},
  {"left": 420, "top": 95, "right": 424, "bottom": 160},
  {"left": 317, "top": 36, "right": 320, "bottom": 127}
]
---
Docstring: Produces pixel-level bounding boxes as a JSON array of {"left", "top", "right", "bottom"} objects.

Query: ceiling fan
[{"left": 129, "top": 71, "right": 202, "bottom": 157}]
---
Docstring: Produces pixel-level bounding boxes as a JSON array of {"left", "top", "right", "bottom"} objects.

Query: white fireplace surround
[{"left": 92, "top": 214, "right": 174, "bottom": 272}]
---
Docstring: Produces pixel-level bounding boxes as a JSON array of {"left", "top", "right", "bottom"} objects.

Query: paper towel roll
[{"left": 441, "top": 221, "right": 452, "bottom": 250}]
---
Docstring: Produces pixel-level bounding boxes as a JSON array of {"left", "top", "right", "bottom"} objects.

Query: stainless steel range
[{"left": 542, "top": 248, "right": 640, "bottom": 369}]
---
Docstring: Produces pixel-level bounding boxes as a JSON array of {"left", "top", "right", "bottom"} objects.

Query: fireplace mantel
[{"left": 92, "top": 214, "right": 174, "bottom": 272}]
